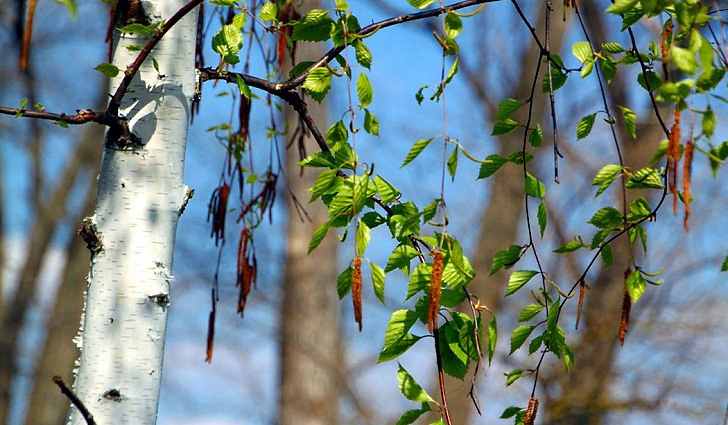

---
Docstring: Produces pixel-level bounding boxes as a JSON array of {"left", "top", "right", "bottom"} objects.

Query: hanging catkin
[{"left": 428, "top": 250, "right": 444, "bottom": 333}]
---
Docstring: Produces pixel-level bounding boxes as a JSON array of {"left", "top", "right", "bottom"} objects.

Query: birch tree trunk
[
  {"left": 278, "top": 1, "right": 341, "bottom": 423},
  {"left": 67, "top": 2, "right": 196, "bottom": 424}
]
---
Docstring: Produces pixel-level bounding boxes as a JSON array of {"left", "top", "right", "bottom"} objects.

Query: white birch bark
[{"left": 67, "top": 2, "right": 196, "bottom": 424}]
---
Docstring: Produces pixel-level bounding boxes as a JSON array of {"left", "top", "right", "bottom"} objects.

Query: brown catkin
[
  {"left": 428, "top": 250, "right": 445, "bottom": 333},
  {"left": 524, "top": 398, "right": 539, "bottom": 425},
  {"left": 668, "top": 109, "right": 682, "bottom": 213},
  {"left": 352, "top": 256, "right": 363, "bottom": 332},
  {"left": 618, "top": 289, "right": 631, "bottom": 346},
  {"left": 575, "top": 280, "right": 586, "bottom": 330},
  {"left": 682, "top": 138, "right": 694, "bottom": 231}
]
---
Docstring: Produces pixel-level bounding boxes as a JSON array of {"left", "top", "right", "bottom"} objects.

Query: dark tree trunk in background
[{"left": 278, "top": 1, "right": 341, "bottom": 424}]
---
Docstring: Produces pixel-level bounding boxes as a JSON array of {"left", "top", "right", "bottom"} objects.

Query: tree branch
[{"left": 52, "top": 376, "right": 96, "bottom": 425}]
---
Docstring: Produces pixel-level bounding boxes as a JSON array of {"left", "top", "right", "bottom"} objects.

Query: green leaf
[
  {"left": 510, "top": 325, "right": 535, "bottom": 354},
  {"left": 356, "top": 220, "right": 370, "bottom": 257},
  {"left": 592, "top": 164, "right": 623, "bottom": 196},
  {"left": 385, "top": 244, "right": 419, "bottom": 273},
  {"left": 407, "top": 0, "right": 435, "bottom": 9},
  {"left": 626, "top": 269, "right": 646, "bottom": 303},
  {"left": 406, "top": 263, "right": 431, "bottom": 299},
  {"left": 490, "top": 245, "right": 523, "bottom": 275},
  {"left": 496, "top": 98, "right": 522, "bottom": 120},
  {"left": 363, "top": 109, "right": 380, "bottom": 136},
  {"left": 602, "top": 41, "right": 625, "bottom": 53},
  {"left": 518, "top": 304, "right": 544, "bottom": 322},
  {"left": 543, "top": 66, "right": 567, "bottom": 92},
  {"left": 588, "top": 207, "right": 623, "bottom": 229},
  {"left": 327, "top": 120, "right": 348, "bottom": 145},
  {"left": 576, "top": 113, "right": 597, "bottom": 139},
  {"left": 477, "top": 154, "right": 508, "bottom": 179},
  {"left": 538, "top": 201, "right": 547, "bottom": 236},
  {"left": 553, "top": 236, "right": 585, "bottom": 253},
  {"left": 235, "top": 75, "right": 252, "bottom": 99},
  {"left": 491, "top": 118, "right": 520, "bottom": 136},
  {"left": 525, "top": 172, "right": 546, "bottom": 198},
  {"left": 309, "top": 169, "right": 338, "bottom": 201},
  {"left": 504, "top": 368, "right": 524, "bottom": 386},
  {"left": 374, "top": 175, "right": 400, "bottom": 203},
  {"left": 447, "top": 146, "right": 459, "bottom": 180},
  {"left": 529, "top": 125, "right": 544, "bottom": 147},
  {"left": 337, "top": 266, "right": 352, "bottom": 298},
  {"left": 56, "top": 0, "right": 77, "bottom": 16},
  {"left": 302, "top": 67, "right": 332, "bottom": 102},
  {"left": 119, "top": 23, "right": 156, "bottom": 37},
  {"left": 444, "top": 12, "right": 462, "bottom": 40},
  {"left": 292, "top": 9, "right": 333, "bottom": 42},
  {"left": 212, "top": 17, "right": 244, "bottom": 65},
  {"left": 357, "top": 73, "right": 373, "bottom": 107},
  {"left": 606, "top": 0, "right": 639, "bottom": 14},
  {"left": 500, "top": 406, "right": 524, "bottom": 419},
  {"left": 378, "top": 310, "right": 422, "bottom": 362},
  {"left": 353, "top": 40, "right": 372, "bottom": 68},
  {"left": 95, "top": 63, "right": 119, "bottom": 78},
  {"left": 619, "top": 106, "right": 637, "bottom": 139},
  {"left": 259, "top": 1, "right": 277, "bottom": 21},
  {"left": 438, "top": 322, "right": 468, "bottom": 379},
  {"left": 431, "top": 58, "right": 459, "bottom": 100},
  {"left": 722, "top": 256, "right": 728, "bottom": 272},
  {"left": 487, "top": 315, "right": 497, "bottom": 365},
  {"left": 671, "top": 45, "right": 697, "bottom": 74},
  {"left": 401, "top": 138, "right": 433, "bottom": 167},
  {"left": 395, "top": 403, "right": 430, "bottom": 425},
  {"left": 703, "top": 107, "right": 716, "bottom": 138},
  {"left": 506, "top": 270, "right": 539, "bottom": 296},
  {"left": 572, "top": 41, "right": 593, "bottom": 63},
  {"left": 626, "top": 167, "right": 663, "bottom": 189},
  {"left": 370, "top": 262, "right": 386, "bottom": 303},
  {"left": 397, "top": 364, "right": 435, "bottom": 403}
]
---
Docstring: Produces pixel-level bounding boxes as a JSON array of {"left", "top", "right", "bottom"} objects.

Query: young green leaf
[
  {"left": 506, "top": 270, "right": 539, "bottom": 296},
  {"left": 518, "top": 304, "right": 544, "bottom": 322},
  {"left": 353, "top": 40, "right": 372, "bottom": 68},
  {"left": 303, "top": 67, "right": 332, "bottom": 102},
  {"left": 401, "top": 138, "right": 433, "bottom": 167},
  {"left": 626, "top": 269, "right": 646, "bottom": 303},
  {"left": 397, "top": 364, "right": 435, "bottom": 403},
  {"left": 95, "top": 63, "right": 120, "bottom": 78},
  {"left": 487, "top": 315, "right": 497, "bottom": 365},
  {"left": 337, "top": 266, "right": 352, "bottom": 298},
  {"left": 510, "top": 325, "right": 535, "bottom": 354},
  {"left": 259, "top": 1, "right": 278, "bottom": 21},
  {"left": 619, "top": 106, "right": 637, "bottom": 139},
  {"left": 378, "top": 310, "right": 421, "bottom": 362},
  {"left": 592, "top": 164, "right": 623, "bottom": 196},
  {"left": 357, "top": 73, "right": 373, "bottom": 107},
  {"left": 504, "top": 368, "right": 524, "bottom": 386},
  {"left": 537, "top": 201, "right": 547, "bottom": 236},
  {"left": 478, "top": 154, "right": 508, "bottom": 179},
  {"left": 525, "top": 172, "right": 546, "bottom": 198},
  {"left": 407, "top": 0, "right": 435, "bottom": 9},
  {"left": 291, "top": 9, "right": 333, "bottom": 41},
  {"left": 553, "top": 236, "right": 585, "bottom": 253},
  {"left": 364, "top": 109, "right": 380, "bottom": 135},
  {"left": 576, "top": 113, "right": 597, "bottom": 139},
  {"left": 490, "top": 245, "right": 524, "bottom": 275},
  {"left": 370, "top": 262, "right": 386, "bottom": 303}
]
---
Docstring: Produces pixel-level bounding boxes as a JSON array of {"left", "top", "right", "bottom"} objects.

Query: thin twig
[{"left": 52, "top": 376, "right": 96, "bottom": 425}]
